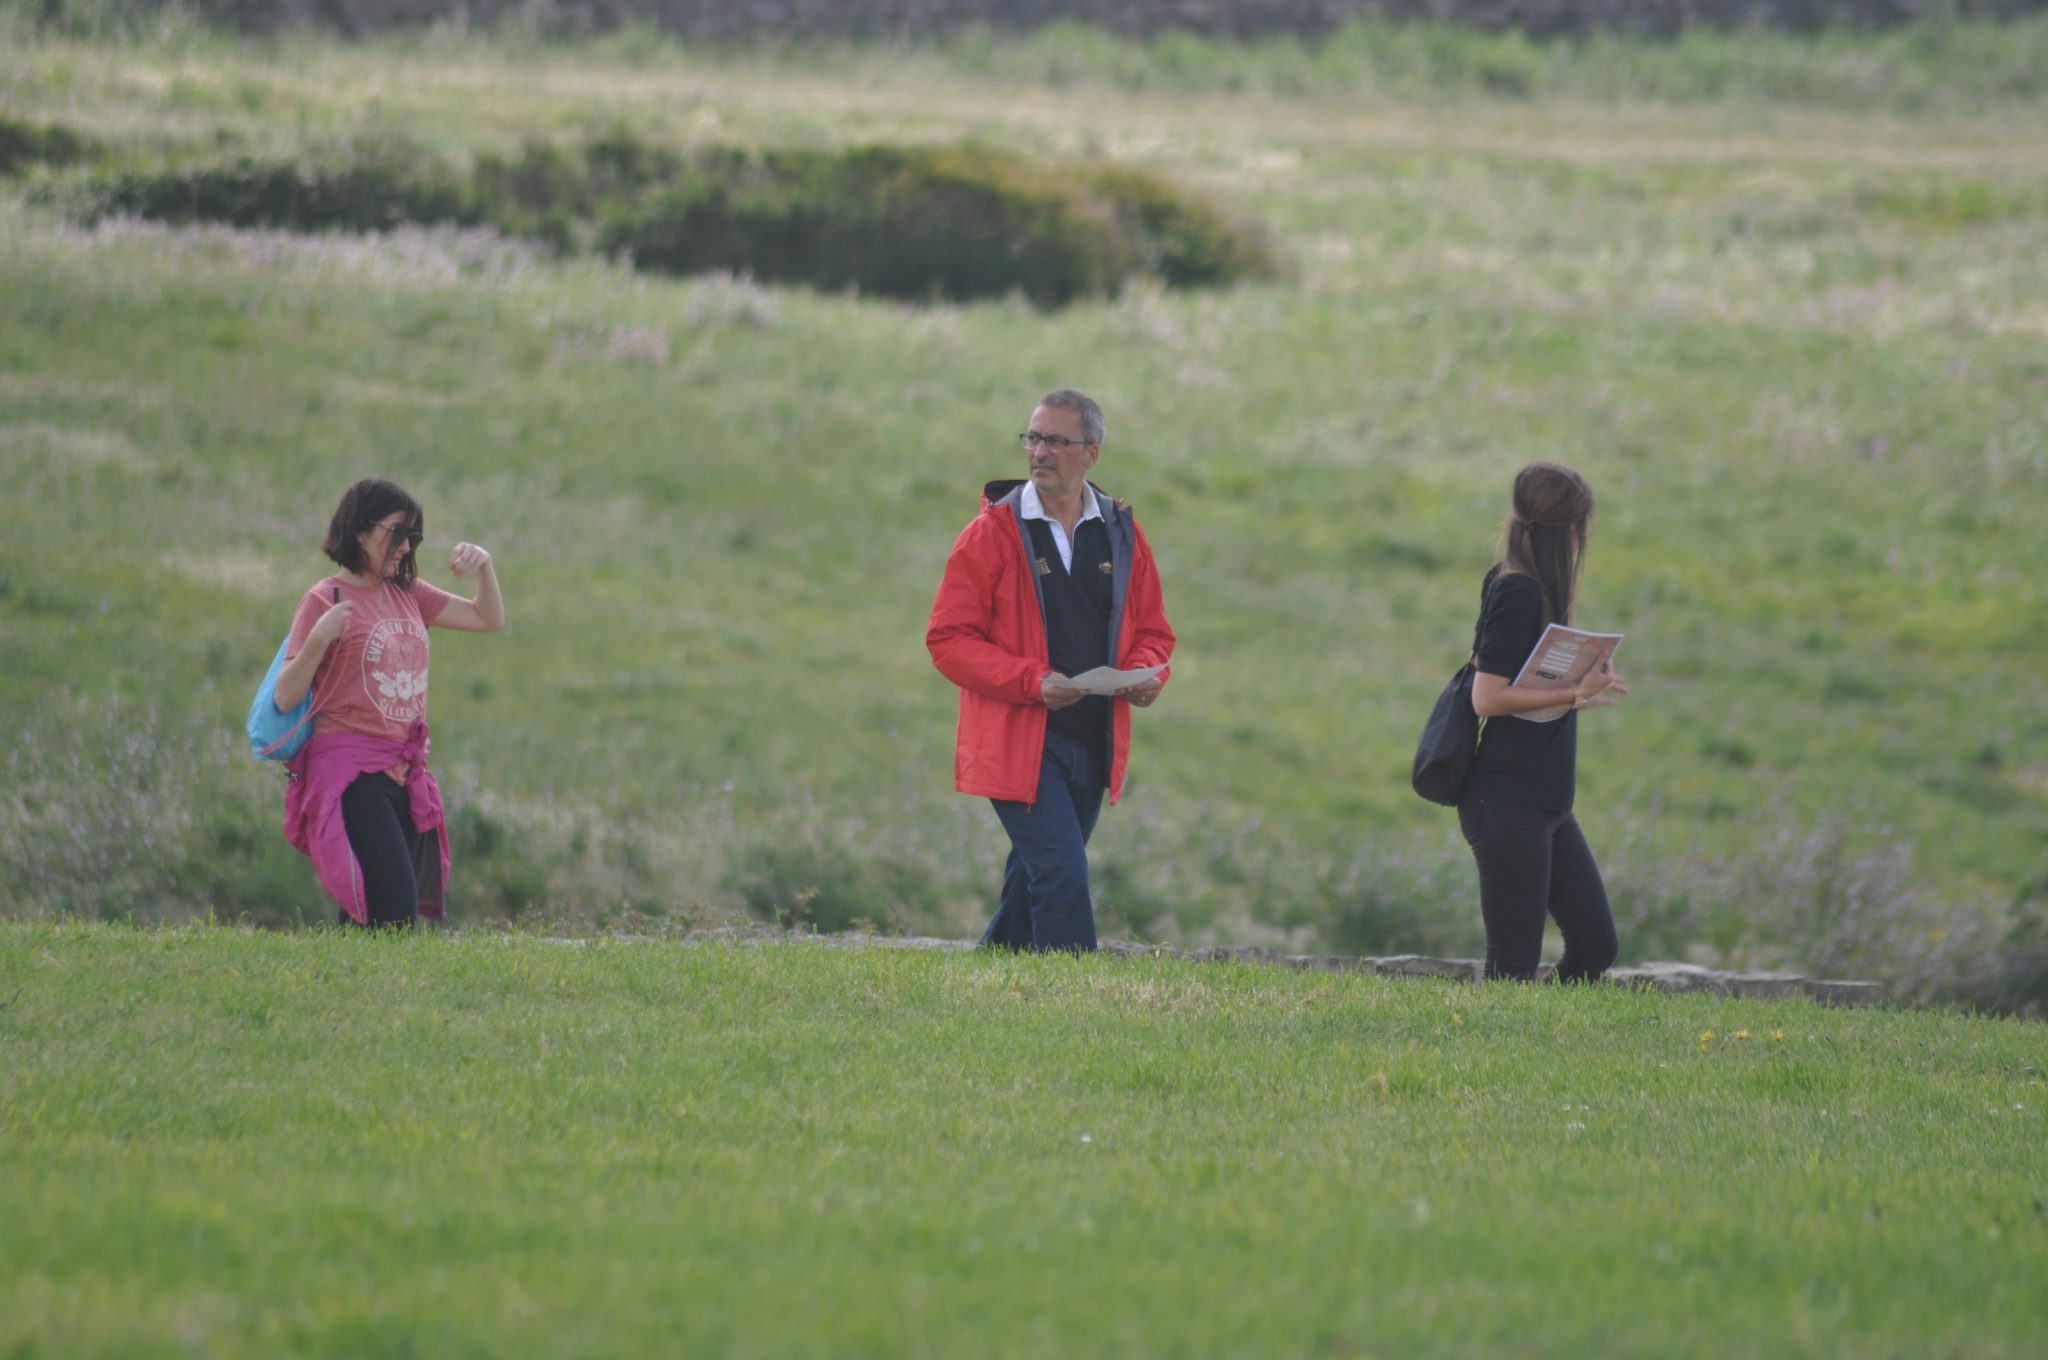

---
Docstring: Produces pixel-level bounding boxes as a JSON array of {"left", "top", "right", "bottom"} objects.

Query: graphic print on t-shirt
[{"left": 362, "top": 615, "right": 430, "bottom": 721}]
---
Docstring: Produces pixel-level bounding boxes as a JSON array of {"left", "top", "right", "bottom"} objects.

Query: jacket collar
[{"left": 983, "top": 478, "right": 1121, "bottom": 522}]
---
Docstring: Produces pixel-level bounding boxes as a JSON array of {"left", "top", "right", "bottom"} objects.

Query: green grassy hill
[
  {"left": 1, "top": 924, "right": 2042, "bottom": 1357},
  {"left": 1, "top": 25, "right": 2045, "bottom": 1005}
]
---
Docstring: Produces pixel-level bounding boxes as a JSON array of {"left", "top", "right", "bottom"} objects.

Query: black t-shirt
[
  {"left": 1466, "top": 570, "right": 1577, "bottom": 811},
  {"left": 1028, "top": 518, "right": 1114, "bottom": 757}
]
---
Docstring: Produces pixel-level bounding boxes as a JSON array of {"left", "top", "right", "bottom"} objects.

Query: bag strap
[
  {"left": 258, "top": 705, "right": 315, "bottom": 759},
  {"left": 1466, "top": 565, "right": 1502, "bottom": 666}
]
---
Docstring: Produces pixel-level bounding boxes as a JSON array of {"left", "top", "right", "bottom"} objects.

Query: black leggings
[
  {"left": 340, "top": 773, "right": 424, "bottom": 928},
  {"left": 1457, "top": 792, "right": 1618, "bottom": 982}
]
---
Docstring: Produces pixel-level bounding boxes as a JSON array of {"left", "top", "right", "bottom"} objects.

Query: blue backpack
[{"left": 247, "top": 635, "right": 315, "bottom": 761}]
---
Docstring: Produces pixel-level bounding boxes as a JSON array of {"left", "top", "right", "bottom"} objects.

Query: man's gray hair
[{"left": 1039, "top": 389, "right": 1105, "bottom": 446}]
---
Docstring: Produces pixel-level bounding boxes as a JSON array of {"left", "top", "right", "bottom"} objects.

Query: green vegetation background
[{"left": 1, "top": 13, "right": 2046, "bottom": 1006}]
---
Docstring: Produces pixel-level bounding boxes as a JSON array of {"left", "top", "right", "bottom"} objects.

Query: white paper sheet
[{"left": 1044, "top": 664, "right": 1167, "bottom": 696}]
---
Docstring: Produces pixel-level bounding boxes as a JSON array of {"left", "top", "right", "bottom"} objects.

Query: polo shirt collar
[{"left": 1019, "top": 480, "right": 1103, "bottom": 525}]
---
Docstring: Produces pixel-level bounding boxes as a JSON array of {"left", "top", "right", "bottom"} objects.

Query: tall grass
[
  {"left": 0, "top": 697, "right": 2030, "bottom": 1008},
  {"left": 914, "top": 14, "right": 2048, "bottom": 109},
  {"left": 1, "top": 27, "right": 2045, "bottom": 1009},
  {"left": 11, "top": 4, "right": 2048, "bottom": 111},
  {"left": 476, "top": 12, "right": 2048, "bottom": 113}
]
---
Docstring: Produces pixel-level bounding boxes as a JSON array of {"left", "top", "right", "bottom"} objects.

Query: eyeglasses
[
  {"left": 1020, "top": 432, "right": 1088, "bottom": 451},
  {"left": 371, "top": 521, "right": 422, "bottom": 549}
]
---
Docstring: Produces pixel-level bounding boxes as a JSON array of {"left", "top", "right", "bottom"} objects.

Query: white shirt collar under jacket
[{"left": 1018, "top": 481, "right": 1103, "bottom": 573}]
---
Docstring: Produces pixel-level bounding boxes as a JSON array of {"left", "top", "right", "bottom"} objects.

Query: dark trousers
[
  {"left": 340, "top": 772, "right": 424, "bottom": 929},
  {"left": 1457, "top": 792, "right": 1617, "bottom": 982},
  {"left": 983, "top": 731, "right": 1108, "bottom": 953}
]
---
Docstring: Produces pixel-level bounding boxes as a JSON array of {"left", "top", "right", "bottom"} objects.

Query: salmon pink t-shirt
[{"left": 288, "top": 575, "right": 453, "bottom": 783}]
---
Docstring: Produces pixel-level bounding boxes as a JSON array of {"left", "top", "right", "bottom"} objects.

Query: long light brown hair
[{"left": 1495, "top": 462, "right": 1594, "bottom": 628}]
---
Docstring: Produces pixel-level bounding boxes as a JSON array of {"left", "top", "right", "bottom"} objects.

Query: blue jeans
[{"left": 983, "top": 731, "right": 1108, "bottom": 953}]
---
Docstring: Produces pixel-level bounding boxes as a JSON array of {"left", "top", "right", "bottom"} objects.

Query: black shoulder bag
[{"left": 1410, "top": 580, "right": 1492, "bottom": 806}]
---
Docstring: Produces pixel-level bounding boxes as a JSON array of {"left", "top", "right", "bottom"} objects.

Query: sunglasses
[{"left": 371, "top": 521, "right": 423, "bottom": 549}]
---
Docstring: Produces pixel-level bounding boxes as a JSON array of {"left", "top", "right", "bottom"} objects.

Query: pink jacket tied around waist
[{"left": 284, "top": 718, "right": 451, "bottom": 923}]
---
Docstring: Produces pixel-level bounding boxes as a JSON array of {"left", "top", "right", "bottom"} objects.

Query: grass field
[
  {"left": 1, "top": 20, "right": 2046, "bottom": 1005},
  {"left": 1, "top": 923, "right": 2043, "bottom": 1357}
]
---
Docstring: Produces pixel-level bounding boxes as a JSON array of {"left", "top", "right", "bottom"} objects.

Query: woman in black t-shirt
[{"left": 1460, "top": 463, "right": 1629, "bottom": 981}]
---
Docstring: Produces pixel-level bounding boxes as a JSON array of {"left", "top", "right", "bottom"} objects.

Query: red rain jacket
[{"left": 926, "top": 480, "right": 1176, "bottom": 805}]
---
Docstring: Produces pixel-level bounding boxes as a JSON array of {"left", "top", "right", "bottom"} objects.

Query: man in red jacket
[{"left": 926, "top": 389, "right": 1176, "bottom": 952}]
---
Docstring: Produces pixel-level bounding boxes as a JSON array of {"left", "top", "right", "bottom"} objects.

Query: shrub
[
  {"left": 1986, "top": 876, "right": 2048, "bottom": 1017},
  {"left": 60, "top": 132, "right": 1276, "bottom": 306},
  {"left": 1082, "top": 163, "right": 1278, "bottom": 288},
  {"left": 1595, "top": 803, "right": 2028, "bottom": 1010},
  {"left": 583, "top": 127, "right": 689, "bottom": 200},
  {"left": 69, "top": 142, "right": 477, "bottom": 234},
  {"left": 0, "top": 116, "right": 93, "bottom": 177},
  {"left": 603, "top": 143, "right": 1149, "bottom": 306},
  {"left": 470, "top": 138, "right": 587, "bottom": 252},
  {"left": 831, "top": 144, "right": 1135, "bottom": 305},
  {"left": 175, "top": 795, "right": 326, "bottom": 929},
  {"left": 442, "top": 800, "right": 554, "bottom": 920},
  {"left": 720, "top": 816, "right": 953, "bottom": 934}
]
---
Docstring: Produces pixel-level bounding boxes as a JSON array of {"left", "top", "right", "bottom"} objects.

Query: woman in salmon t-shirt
[{"left": 272, "top": 478, "right": 506, "bottom": 927}]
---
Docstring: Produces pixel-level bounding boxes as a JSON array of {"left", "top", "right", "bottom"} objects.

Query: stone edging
[{"left": 679, "top": 928, "right": 1886, "bottom": 1006}]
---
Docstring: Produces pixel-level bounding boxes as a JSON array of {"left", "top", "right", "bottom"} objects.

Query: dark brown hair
[
  {"left": 323, "top": 478, "right": 424, "bottom": 587},
  {"left": 1496, "top": 462, "right": 1594, "bottom": 628}
]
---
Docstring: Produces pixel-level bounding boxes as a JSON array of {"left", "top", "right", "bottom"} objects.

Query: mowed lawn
[{"left": 1, "top": 923, "right": 2041, "bottom": 1358}]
